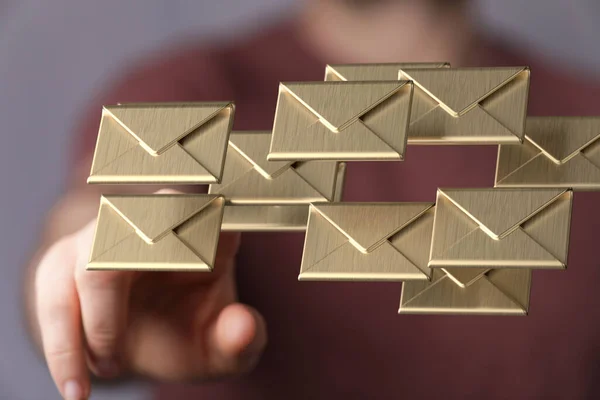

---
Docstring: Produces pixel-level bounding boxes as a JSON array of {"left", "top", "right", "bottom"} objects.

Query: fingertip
[
  {"left": 215, "top": 304, "right": 256, "bottom": 356},
  {"left": 214, "top": 304, "right": 267, "bottom": 358},
  {"left": 63, "top": 379, "right": 89, "bottom": 400},
  {"left": 35, "top": 236, "right": 90, "bottom": 399}
]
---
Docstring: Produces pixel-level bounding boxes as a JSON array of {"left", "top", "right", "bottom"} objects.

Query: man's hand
[{"left": 34, "top": 211, "right": 266, "bottom": 399}]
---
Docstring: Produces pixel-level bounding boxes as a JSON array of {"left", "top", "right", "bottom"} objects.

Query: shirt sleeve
[{"left": 68, "top": 46, "right": 236, "bottom": 182}]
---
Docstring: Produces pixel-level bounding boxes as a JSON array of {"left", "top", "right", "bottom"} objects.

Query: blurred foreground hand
[{"left": 33, "top": 191, "right": 267, "bottom": 400}]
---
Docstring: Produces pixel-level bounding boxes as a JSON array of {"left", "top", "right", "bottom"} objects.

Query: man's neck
[{"left": 297, "top": 1, "right": 478, "bottom": 66}]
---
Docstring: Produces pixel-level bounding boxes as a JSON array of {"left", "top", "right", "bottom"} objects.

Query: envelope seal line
[{"left": 437, "top": 188, "right": 566, "bottom": 240}]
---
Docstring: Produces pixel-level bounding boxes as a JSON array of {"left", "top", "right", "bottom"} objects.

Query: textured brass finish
[
  {"left": 209, "top": 131, "right": 346, "bottom": 230},
  {"left": 429, "top": 188, "right": 573, "bottom": 269},
  {"left": 495, "top": 116, "right": 600, "bottom": 189},
  {"left": 88, "top": 103, "right": 234, "bottom": 184},
  {"left": 88, "top": 194, "right": 224, "bottom": 271},
  {"left": 400, "top": 67, "right": 530, "bottom": 144},
  {"left": 299, "top": 203, "right": 434, "bottom": 281},
  {"left": 442, "top": 267, "right": 490, "bottom": 288},
  {"left": 333, "top": 162, "right": 347, "bottom": 202},
  {"left": 399, "top": 268, "right": 531, "bottom": 315},
  {"left": 268, "top": 81, "right": 413, "bottom": 161},
  {"left": 220, "top": 204, "right": 309, "bottom": 232},
  {"left": 209, "top": 131, "right": 345, "bottom": 203},
  {"left": 325, "top": 62, "right": 450, "bottom": 81},
  {"left": 84, "top": 64, "right": 584, "bottom": 317},
  {"left": 326, "top": 65, "right": 529, "bottom": 144}
]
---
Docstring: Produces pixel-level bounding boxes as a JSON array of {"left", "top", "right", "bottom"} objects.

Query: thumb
[{"left": 206, "top": 303, "right": 268, "bottom": 376}]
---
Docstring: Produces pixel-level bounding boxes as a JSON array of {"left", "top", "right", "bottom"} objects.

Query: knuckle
[
  {"left": 35, "top": 237, "right": 78, "bottom": 295},
  {"left": 45, "top": 344, "right": 78, "bottom": 364},
  {"left": 85, "top": 327, "right": 119, "bottom": 354},
  {"left": 35, "top": 281, "right": 75, "bottom": 325},
  {"left": 36, "top": 238, "right": 72, "bottom": 279},
  {"left": 41, "top": 299, "right": 72, "bottom": 323},
  {"left": 74, "top": 267, "right": 122, "bottom": 288}
]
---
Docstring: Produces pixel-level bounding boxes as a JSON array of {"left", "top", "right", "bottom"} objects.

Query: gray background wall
[{"left": 0, "top": 1, "right": 598, "bottom": 398}]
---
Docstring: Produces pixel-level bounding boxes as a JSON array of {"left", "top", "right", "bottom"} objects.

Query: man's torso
[{"left": 75, "top": 22, "right": 600, "bottom": 399}]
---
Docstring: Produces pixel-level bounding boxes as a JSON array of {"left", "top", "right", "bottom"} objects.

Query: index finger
[
  {"left": 74, "top": 221, "right": 134, "bottom": 378},
  {"left": 36, "top": 236, "right": 90, "bottom": 400}
]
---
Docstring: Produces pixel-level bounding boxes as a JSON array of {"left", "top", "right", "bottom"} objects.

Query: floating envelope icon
[
  {"left": 210, "top": 131, "right": 346, "bottom": 231},
  {"left": 398, "top": 67, "right": 530, "bottom": 144},
  {"left": 399, "top": 268, "right": 532, "bottom": 315},
  {"left": 323, "top": 64, "right": 529, "bottom": 144},
  {"left": 429, "top": 188, "right": 573, "bottom": 269},
  {"left": 299, "top": 202, "right": 435, "bottom": 281},
  {"left": 210, "top": 131, "right": 344, "bottom": 203},
  {"left": 495, "top": 116, "right": 600, "bottom": 190},
  {"left": 324, "top": 62, "right": 450, "bottom": 81},
  {"left": 268, "top": 81, "right": 413, "bottom": 161},
  {"left": 88, "top": 103, "right": 234, "bottom": 184},
  {"left": 88, "top": 194, "right": 225, "bottom": 271}
]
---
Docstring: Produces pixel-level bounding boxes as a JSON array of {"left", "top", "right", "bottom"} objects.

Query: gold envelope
[
  {"left": 88, "top": 103, "right": 234, "bottom": 184},
  {"left": 88, "top": 194, "right": 225, "bottom": 271},
  {"left": 209, "top": 131, "right": 346, "bottom": 231},
  {"left": 299, "top": 202, "right": 435, "bottom": 281},
  {"left": 218, "top": 164, "right": 346, "bottom": 232},
  {"left": 267, "top": 81, "right": 413, "bottom": 161},
  {"left": 429, "top": 188, "right": 573, "bottom": 270},
  {"left": 495, "top": 116, "right": 600, "bottom": 189},
  {"left": 399, "top": 268, "right": 532, "bottom": 315},
  {"left": 217, "top": 162, "right": 345, "bottom": 232},
  {"left": 398, "top": 67, "right": 530, "bottom": 144},
  {"left": 324, "top": 64, "right": 529, "bottom": 143},
  {"left": 324, "top": 62, "right": 450, "bottom": 82},
  {"left": 209, "top": 131, "right": 345, "bottom": 203}
]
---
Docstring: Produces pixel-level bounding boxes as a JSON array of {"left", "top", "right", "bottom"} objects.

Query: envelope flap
[
  {"left": 281, "top": 81, "right": 405, "bottom": 131},
  {"left": 400, "top": 67, "right": 527, "bottom": 116},
  {"left": 104, "top": 194, "right": 221, "bottom": 243},
  {"left": 105, "top": 103, "right": 232, "bottom": 155},
  {"left": 228, "top": 131, "right": 292, "bottom": 178},
  {"left": 438, "top": 188, "right": 565, "bottom": 239},
  {"left": 325, "top": 62, "right": 450, "bottom": 81},
  {"left": 487, "top": 269, "right": 532, "bottom": 312},
  {"left": 293, "top": 161, "right": 340, "bottom": 201},
  {"left": 526, "top": 117, "right": 600, "bottom": 163},
  {"left": 313, "top": 203, "right": 434, "bottom": 253}
]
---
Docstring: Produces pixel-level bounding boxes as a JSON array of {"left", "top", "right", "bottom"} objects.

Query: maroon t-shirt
[{"left": 75, "top": 21, "right": 600, "bottom": 399}]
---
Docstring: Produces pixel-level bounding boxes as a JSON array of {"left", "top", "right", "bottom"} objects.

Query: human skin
[{"left": 24, "top": 1, "right": 472, "bottom": 398}]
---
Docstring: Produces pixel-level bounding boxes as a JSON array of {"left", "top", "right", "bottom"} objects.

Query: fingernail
[
  {"left": 97, "top": 359, "right": 119, "bottom": 377},
  {"left": 64, "top": 380, "right": 83, "bottom": 400}
]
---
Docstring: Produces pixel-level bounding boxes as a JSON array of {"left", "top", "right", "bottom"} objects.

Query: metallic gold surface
[
  {"left": 268, "top": 81, "right": 413, "bottom": 161},
  {"left": 88, "top": 103, "right": 234, "bottom": 184},
  {"left": 401, "top": 67, "right": 530, "bottom": 144},
  {"left": 429, "top": 188, "right": 573, "bottom": 269},
  {"left": 220, "top": 204, "right": 309, "bottom": 231},
  {"left": 495, "top": 117, "right": 600, "bottom": 189},
  {"left": 326, "top": 65, "right": 529, "bottom": 144},
  {"left": 333, "top": 162, "right": 347, "bottom": 202},
  {"left": 209, "top": 131, "right": 345, "bottom": 203},
  {"left": 299, "top": 203, "right": 434, "bottom": 281},
  {"left": 399, "top": 268, "right": 531, "bottom": 315},
  {"left": 325, "top": 62, "right": 450, "bottom": 81},
  {"left": 88, "top": 194, "right": 224, "bottom": 271},
  {"left": 442, "top": 267, "right": 490, "bottom": 288}
]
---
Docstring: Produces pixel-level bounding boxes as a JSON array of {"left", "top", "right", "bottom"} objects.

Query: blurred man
[{"left": 26, "top": 0, "right": 600, "bottom": 399}]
